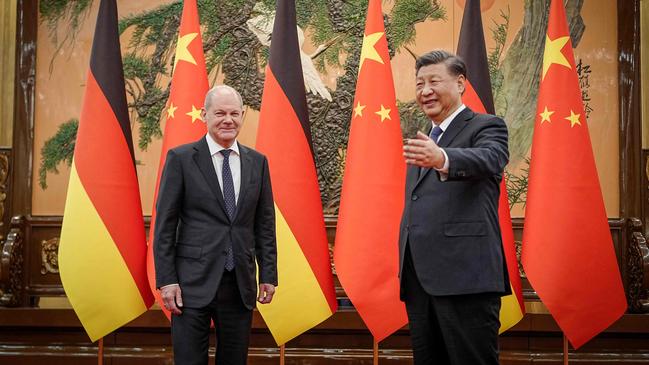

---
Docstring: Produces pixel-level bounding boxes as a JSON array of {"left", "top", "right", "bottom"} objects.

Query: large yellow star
[
  {"left": 167, "top": 102, "right": 178, "bottom": 119},
  {"left": 354, "top": 102, "right": 366, "bottom": 118},
  {"left": 359, "top": 32, "right": 385, "bottom": 71},
  {"left": 375, "top": 104, "right": 391, "bottom": 122},
  {"left": 542, "top": 34, "right": 571, "bottom": 80},
  {"left": 539, "top": 106, "right": 554, "bottom": 124},
  {"left": 564, "top": 109, "right": 581, "bottom": 127},
  {"left": 173, "top": 32, "right": 198, "bottom": 72},
  {"left": 186, "top": 105, "right": 203, "bottom": 123}
]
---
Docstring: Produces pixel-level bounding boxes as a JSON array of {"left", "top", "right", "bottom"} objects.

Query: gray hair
[{"left": 203, "top": 85, "right": 244, "bottom": 110}]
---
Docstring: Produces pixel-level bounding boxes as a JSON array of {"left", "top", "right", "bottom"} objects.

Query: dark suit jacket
[
  {"left": 399, "top": 107, "right": 510, "bottom": 299},
  {"left": 154, "top": 137, "right": 277, "bottom": 310}
]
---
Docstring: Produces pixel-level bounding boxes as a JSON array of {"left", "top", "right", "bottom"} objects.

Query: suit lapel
[
  {"left": 233, "top": 143, "right": 252, "bottom": 222},
  {"left": 414, "top": 107, "right": 474, "bottom": 186},
  {"left": 192, "top": 137, "right": 228, "bottom": 216},
  {"left": 436, "top": 107, "right": 473, "bottom": 148}
]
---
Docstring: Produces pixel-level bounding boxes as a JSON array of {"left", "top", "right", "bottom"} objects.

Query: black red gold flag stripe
[
  {"left": 256, "top": 0, "right": 337, "bottom": 345},
  {"left": 456, "top": 0, "right": 524, "bottom": 333},
  {"left": 59, "top": 0, "right": 153, "bottom": 342}
]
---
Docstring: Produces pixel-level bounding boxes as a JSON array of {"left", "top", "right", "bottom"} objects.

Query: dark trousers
[
  {"left": 402, "top": 245, "right": 501, "bottom": 365},
  {"left": 171, "top": 270, "right": 253, "bottom": 365}
]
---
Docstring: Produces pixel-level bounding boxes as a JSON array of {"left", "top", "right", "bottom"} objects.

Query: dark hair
[{"left": 415, "top": 50, "right": 467, "bottom": 78}]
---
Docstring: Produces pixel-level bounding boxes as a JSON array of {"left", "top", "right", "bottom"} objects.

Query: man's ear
[{"left": 457, "top": 74, "right": 466, "bottom": 95}]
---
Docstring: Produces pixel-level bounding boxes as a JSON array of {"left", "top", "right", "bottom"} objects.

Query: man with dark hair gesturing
[{"left": 400, "top": 50, "right": 510, "bottom": 365}]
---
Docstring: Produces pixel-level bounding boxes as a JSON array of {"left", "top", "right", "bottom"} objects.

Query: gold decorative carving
[
  {"left": 0, "top": 217, "right": 24, "bottom": 307},
  {"left": 0, "top": 0, "right": 16, "bottom": 147},
  {"left": 642, "top": 0, "right": 649, "bottom": 149},
  {"left": 0, "top": 151, "right": 10, "bottom": 240},
  {"left": 329, "top": 242, "right": 335, "bottom": 276},
  {"left": 627, "top": 218, "right": 649, "bottom": 313},
  {"left": 41, "top": 237, "right": 59, "bottom": 275},
  {"left": 515, "top": 240, "right": 525, "bottom": 278}
]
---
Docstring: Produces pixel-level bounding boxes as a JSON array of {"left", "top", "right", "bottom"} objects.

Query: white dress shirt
[
  {"left": 205, "top": 134, "right": 241, "bottom": 204},
  {"left": 432, "top": 104, "right": 466, "bottom": 179},
  {"left": 160, "top": 135, "right": 242, "bottom": 291}
]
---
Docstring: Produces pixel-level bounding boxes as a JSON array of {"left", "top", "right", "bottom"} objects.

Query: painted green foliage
[
  {"left": 38, "top": 0, "right": 586, "bottom": 212},
  {"left": 39, "top": 119, "right": 78, "bottom": 189},
  {"left": 38, "top": 0, "right": 447, "bottom": 200}
]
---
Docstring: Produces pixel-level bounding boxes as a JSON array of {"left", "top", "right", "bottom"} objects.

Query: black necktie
[{"left": 220, "top": 149, "right": 235, "bottom": 271}]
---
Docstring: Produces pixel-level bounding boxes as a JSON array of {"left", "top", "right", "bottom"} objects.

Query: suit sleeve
[
  {"left": 153, "top": 149, "right": 183, "bottom": 288},
  {"left": 443, "top": 116, "right": 509, "bottom": 181},
  {"left": 255, "top": 156, "right": 278, "bottom": 286}
]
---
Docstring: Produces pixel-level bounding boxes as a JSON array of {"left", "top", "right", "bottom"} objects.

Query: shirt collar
[
  {"left": 205, "top": 134, "right": 240, "bottom": 157},
  {"left": 433, "top": 104, "right": 466, "bottom": 132}
]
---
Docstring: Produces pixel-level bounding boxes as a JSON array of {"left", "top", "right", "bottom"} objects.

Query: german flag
[
  {"left": 457, "top": 0, "right": 524, "bottom": 333},
  {"left": 255, "top": 0, "right": 337, "bottom": 345},
  {"left": 59, "top": 0, "right": 153, "bottom": 342}
]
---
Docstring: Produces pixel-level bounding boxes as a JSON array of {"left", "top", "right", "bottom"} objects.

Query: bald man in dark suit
[{"left": 154, "top": 85, "right": 277, "bottom": 365}]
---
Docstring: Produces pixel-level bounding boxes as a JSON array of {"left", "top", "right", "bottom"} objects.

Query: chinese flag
[
  {"left": 146, "top": 0, "right": 209, "bottom": 319},
  {"left": 59, "top": 0, "right": 153, "bottom": 341},
  {"left": 521, "top": 0, "right": 626, "bottom": 349},
  {"left": 333, "top": 0, "right": 408, "bottom": 342},
  {"left": 457, "top": 0, "right": 524, "bottom": 333}
]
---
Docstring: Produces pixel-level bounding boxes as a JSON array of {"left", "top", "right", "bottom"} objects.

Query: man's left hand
[
  {"left": 403, "top": 131, "right": 445, "bottom": 168},
  {"left": 258, "top": 283, "right": 275, "bottom": 304}
]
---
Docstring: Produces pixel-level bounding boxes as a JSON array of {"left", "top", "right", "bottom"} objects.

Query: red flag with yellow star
[
  {"left": 333, "top": 0, "right": 408, "bottom": 342},
  {"left": 521, "top": 0, "right": 626, "bottom": 349},
  {"left": 146, "top": 0, "right": 209, "bottom": 319}
]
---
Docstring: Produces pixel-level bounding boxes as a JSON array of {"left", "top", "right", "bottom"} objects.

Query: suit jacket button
[{"left": 412, "top": 195, "right": 418, "bottom": 201}]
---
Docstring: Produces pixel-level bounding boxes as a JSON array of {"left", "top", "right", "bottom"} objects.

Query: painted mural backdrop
[{"left": 34, "top": 0, "right": 619, "bottom": 217}]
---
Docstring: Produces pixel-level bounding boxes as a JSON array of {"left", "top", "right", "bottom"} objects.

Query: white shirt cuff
[
  {"left": 160, "top": 283, "right": 179, "bottom": 290},
  {"left": 434, "top": 148, "right": 449, "bottom": 181}
]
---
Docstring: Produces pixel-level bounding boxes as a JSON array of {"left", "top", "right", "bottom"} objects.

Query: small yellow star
[
  {"left": 564, "top": 109, "right": 581, "bottom": 127},
  {"left": 173, "top": 32, "right": 198, "bottom": 72},
  {"left": 186, "top": 105, "right": 203, "bottom": 123},
  {"left": 375, "top": 104, "right": 391, "bottom": 122},
  {"left": 354, "top": 102, "right": 366, "bottom": 118},
  {"left": 167, "top": 102, "right": 178, "bottom": 119},
  {"left": 359, "top": 32, "right": 385, "bottom": 72},
  {"left": 539, "top": 106, "right": 554, "bottom": 124},
  {"left": 542, "top": 34, "right": 571, "bottom": 80}
]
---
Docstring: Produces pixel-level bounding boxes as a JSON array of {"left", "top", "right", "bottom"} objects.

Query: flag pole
[
  {"left": 280, "top": 344, "right": 285, "bottom": 365},
  {"left": 98, "top": 337, "right": 104, "bottom": 365},
  {"left": 373, "top": 338, "right": 379, "bottom": 365},
  {"left": 563, "top": 333, "right": 569, "bottom": 365}
]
